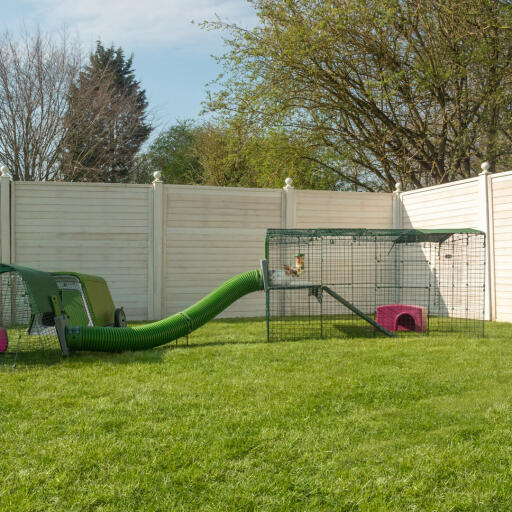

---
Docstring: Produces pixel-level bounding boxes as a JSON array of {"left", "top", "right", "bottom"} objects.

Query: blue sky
[{"left": 0, "top": 0, "right": 257, "bottom": 135}]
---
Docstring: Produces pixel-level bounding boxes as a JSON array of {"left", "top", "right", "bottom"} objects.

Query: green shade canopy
[
  {"left": 266, "top": 228, "right": 484, "bottom": 244},
  {"left": 390, "top": 229, "right": 484, "bottom": 244},
  {"left": 0, "top": 263, "right": 60, "bottom": 315}
]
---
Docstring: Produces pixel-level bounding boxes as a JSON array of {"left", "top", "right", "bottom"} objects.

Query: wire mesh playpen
[{"left": 264, "top": 228, "right": 485, "bottom": 341}]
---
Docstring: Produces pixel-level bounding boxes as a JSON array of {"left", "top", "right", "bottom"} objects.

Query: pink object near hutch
[{"left": 0, "top": 328, "right": 8, "bottom": 352}]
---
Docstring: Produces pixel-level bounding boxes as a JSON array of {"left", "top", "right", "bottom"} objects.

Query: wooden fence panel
[{"left": 13, "top": 182, "right": 152, "bottom": 320}]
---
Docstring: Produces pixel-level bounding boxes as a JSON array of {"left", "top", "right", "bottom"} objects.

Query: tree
[
  {"left": 205, "top": 0, "right": 512, "bottom": 191},
  {"left": 194, "top": 121, "right": 340, "bottom": 189},
  {"left": 136, "top": 119, "right": 339, "bottom": 189},
  {"left": 134, "top": 120, "right": 203, "bottom": 184},
  {"left": 0, "top": 29, "right": 81, "bottom": 181},
  {"left": 62, "top": 42, "right": 151, "bottom": 182}
]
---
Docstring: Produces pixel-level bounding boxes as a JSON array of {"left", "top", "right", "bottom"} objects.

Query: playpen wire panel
[
  {"left": 265, "top": 229, "right": 485, "bottom": 341},
  {"left": 0, "top": 272, "right": 61, "bottom": 364}
]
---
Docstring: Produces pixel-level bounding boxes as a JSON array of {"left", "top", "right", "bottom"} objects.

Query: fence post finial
[
  {"left": 283, "top": 177, "right": 294, "bottom": 190},
  {"left": 153, "top": 170, "right": 162, "bottom": 183},
  {"left": 0, "top": 166, "right": 10, "bottom": 178},
  {"left": 480, "top": 161, "right": 491, "bottom": 175},
  {"left": 394, "top": 182, "right": 402, "bottom": 193}
]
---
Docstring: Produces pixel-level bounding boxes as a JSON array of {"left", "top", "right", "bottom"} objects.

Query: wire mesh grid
[
  {"left": 265, "top": 229, "right": 485, "bottom": 341},
  {"left": 0, "top": 272, "right": 61, "bottom": 366}
]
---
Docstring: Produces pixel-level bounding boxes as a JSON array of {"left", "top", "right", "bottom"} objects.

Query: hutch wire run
[{"left": 263, "top": 228, "right": 485, "bottom": 341}]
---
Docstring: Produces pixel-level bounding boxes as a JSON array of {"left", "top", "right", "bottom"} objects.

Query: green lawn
[{"left": 2, "top": 319, "right": 512, "bottom": 511}]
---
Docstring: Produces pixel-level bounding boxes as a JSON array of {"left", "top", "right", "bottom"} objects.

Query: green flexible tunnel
[{"left": 66, "top": 269, "right": 263, "bottom": 352}]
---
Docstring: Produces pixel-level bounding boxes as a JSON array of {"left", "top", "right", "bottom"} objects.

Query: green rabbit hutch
[{"left": 0, "top": 264, "right": 125, "bottom": 363}]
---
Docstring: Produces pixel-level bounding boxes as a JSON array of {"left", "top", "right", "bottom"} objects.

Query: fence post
[
  {"left": 282, "top": 177, "right": 296, "bottom": 228},
  {"left": 479, "top": 162, "right": 495, "bottom": 321},
  {"left": 152, "top": 171, "right": 164, "bottom": 320},
  {"left": 391, "top": 182, "right": 402, "bottom": 303},
  {"left": 0, "top": 166, "right": 11, "bottom": 264},
  {"left": 392, "top": 182, "right": 402, "bottom": 229},
  {"left": 280, "top": 178, "right": 296, "bottom": 317}
]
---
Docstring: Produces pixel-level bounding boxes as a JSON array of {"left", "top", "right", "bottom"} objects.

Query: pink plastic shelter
[{"left": 376, "top": 304, "right": 427, "bottom": 332}]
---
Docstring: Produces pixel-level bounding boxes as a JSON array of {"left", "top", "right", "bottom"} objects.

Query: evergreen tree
[{"left": 62, "top": 41, "right": 151, "bottom": 182}]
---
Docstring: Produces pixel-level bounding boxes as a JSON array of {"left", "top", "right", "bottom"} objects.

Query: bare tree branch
[{"left": 0, "top": 28, "right": 81, "bottom": 181}]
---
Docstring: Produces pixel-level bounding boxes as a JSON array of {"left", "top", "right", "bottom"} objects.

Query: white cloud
[{"left": 25, "top": 0, "right": 256, "bottom": 49}]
